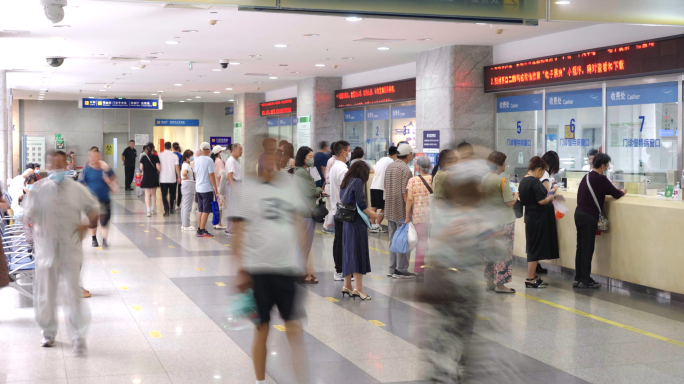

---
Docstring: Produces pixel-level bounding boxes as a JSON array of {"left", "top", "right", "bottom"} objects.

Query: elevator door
[{"left": 103, "top": 132, "right": 127, "bottom": 189}]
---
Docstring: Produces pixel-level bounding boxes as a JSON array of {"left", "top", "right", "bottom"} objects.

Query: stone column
[
  {"left": 297, "top": 77, "right": 344, "bottom": 148},
  {"left": 234, "top": 93, "right": 266, "bottom": 174},
  {"left": 0, "top": 71, "right": 7, "bottom": 189},
  {"left": 7, "top": 87, "right": 13, "bottom": 178},
  {"left": 416, "top": 45, "right": 495, "bottom": 152}
]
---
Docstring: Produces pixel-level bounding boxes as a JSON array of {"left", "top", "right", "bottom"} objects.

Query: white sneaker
[
  {"left": 214, "top": 224, "right": 227, "bottom": 229},
  {"left": 378, "top": 226, "right": 388, "bottom": 233},
  {"left": 147, "top": 212, "right": 151, "bottom": 217},
  {"left": 184, "top": 226, "right": 196, "bottom": 231},
  {"left": 333, "top": 272, "right": 344, "bottom": 281},
  {"left": 40, "top": 336, "right": 55, "bottom": 347},
  {"left": 370, "top": 226, "right": 380, "bottom": 233},
  {"left": 71, "top": 338, "right": 87, "bottom": 356}
]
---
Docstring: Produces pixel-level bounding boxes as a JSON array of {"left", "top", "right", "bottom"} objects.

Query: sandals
[
  {"left": 494, "top": 287, "right": 516, "bottom": 294},
  {"left": 301, "top": 274, "right": 319, "bottom": 284},
  {"left": 525, "top": 277, "right": 548, "bottom": 289}
]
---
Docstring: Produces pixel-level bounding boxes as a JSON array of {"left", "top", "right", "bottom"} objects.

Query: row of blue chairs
[{"left": 2, "top": 191, "right": 35, "bottom": 300}]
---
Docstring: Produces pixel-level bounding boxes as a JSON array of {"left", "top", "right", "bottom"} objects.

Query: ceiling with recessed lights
[{"left": 0, "top": 0, "right": 592, "bottom": 102}]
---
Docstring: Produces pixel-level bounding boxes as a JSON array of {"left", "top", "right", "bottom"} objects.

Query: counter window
[
  {"left": 365, "top": 107, "right": 390, "bottom": 163},
  {"left": 496, "top": 94, "right": 543, "bottom": 179},
  {"left": 390, "top": 103, "right": 417, "bottom": 149},
  {"left": 606, "top": 82, "right": 679, "bottom": 195}
]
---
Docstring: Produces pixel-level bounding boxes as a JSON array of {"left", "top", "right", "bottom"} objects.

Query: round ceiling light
[
  {"left": 274, "top": 44, "right": 288, "bottom": 48},
  {"left": 315, "top": 64, "right": 325, "bottom": 67},
  {"left": 377, "top": 46, "right": 390, "bottom": 50},
  {"left": 346, "top": 17, "right": 363, "bottom": 21},
  {"left": 165, "top": 41, "right": 180, "bottom": 45}
]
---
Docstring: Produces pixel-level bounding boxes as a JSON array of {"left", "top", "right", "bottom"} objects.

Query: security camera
[
  {"left": 219, "top": 59, "right": 230, "bottom": 69},
  {"left": 40, "top": 0, "right": 67, "bottom": 24},
  {"left": 46, "top": 57, "right": 65, "bottom": 67}
]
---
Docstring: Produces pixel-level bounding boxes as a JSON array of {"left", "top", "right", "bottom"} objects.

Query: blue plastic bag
[
  {"left": 390, "top": 220, "right": 409, "bottom": 254},
  {"left": 211, "top": 196, "right": 220, "bottom": 226},
  {"left": 357, "top": 205, "right": 372, "bottom": 229},
  {"left": 225, "top": 288, "right": 260, "bottom": 329}
]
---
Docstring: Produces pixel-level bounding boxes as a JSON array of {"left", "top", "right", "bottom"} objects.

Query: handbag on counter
[
  {"left": 586, "top": 172, "right": 609, "bottom": 231},
  {"left": 334, "top": 180, "right": 358, "bottom": 223}
]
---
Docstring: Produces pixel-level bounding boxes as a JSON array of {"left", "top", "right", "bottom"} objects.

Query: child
[{"left": 135, "top": 169, "right": 143, "bottom": 197}]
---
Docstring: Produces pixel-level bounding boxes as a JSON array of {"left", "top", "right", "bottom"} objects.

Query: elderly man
[{"left": 26, "top": 150, "right": 99, "bottom": 355}]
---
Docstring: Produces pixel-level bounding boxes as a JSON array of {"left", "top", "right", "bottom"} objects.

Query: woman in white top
[
  {"left": 180, "top": 150, "right": 196, "bottom": 231},
  {"left": 223, "top": 144, "right": 242, "bottom": 235}
]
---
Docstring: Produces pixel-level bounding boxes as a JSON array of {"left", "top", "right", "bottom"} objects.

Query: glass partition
[
  {"left": 546, "top": 89, "right": 603, "bottom": 189},
  {"left": 390, "top": 103, "right": 417, "bottom": 149},
  {"left": 267, "top": 118, "right": 279, "bottom": 140},
  {"left": 343, "top": 108, "right": 365, "bottom": 152},
  {"left": 365, "top": 107, "right": 390, "bottom": 165},
  {"left": 496, "top": 94, "right": 543, "bottom": 179},
  {"left": 606, "top": 82, "right": 679, "bottom": 195}
]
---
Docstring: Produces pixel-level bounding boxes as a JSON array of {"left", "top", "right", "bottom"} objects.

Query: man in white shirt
[
  {"left": 328, "top": 140, "right": 351, "bottom": 281},
  {"left": 369, "top": 146, "right": 398, "bottom": 233},
  {"left": 158, "top": 142, "right": 181, "bottom": 216},
  {"left": 194, "top": 142, "right": 219, "bottom": 237},
  {"left": 223, "top": 143, "right": 242, "bottom": 235}
]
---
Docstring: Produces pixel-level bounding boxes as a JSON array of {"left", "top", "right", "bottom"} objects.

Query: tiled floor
[{"left": 4, "top": 192, "right": 684, "bottom": 383}]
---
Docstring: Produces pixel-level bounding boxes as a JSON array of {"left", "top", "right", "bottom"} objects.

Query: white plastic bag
[
  {"left": 553, "top": 200, "right": 568, "bottom": 220},
  {"left": 407, "top": 222, "right": 418, "bottom": 251}
]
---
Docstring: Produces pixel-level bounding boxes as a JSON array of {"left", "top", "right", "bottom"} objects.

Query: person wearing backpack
[
  {"left": 404, "top": 156, "right": 433, "bottom": 280},
  {"left": 574, "top": 153, "right": 625, "bottom": 289}
]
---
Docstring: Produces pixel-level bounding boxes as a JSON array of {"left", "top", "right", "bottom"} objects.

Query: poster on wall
[
  {"left": 210, "top": 137, "right": 231, "bottom": 150},
  {"left": 391, "top": 105, "right": 417, "bottom": 148},
  {"left": 24, "top": 136, "right": 46, "bottom": 169},
  {"left": 134, "top": 134, "right": 149, "bottom": 146},
  {"left": 55, "top": 140, "right": 66, "bottom": 151},
  {"left": 297, "top": 116, "right": 311, "bottom": 150},
  {"left": 423, "top": 131, "right": 440, "bottom": 153},
  {"left": 233, "top": 122, "right": 243, "bottom": 144}
]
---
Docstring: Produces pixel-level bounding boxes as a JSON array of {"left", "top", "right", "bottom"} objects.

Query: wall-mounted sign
[
  {"left": 297, "top": 116, "right": 311, "bottom": 150},
  {"left": 210, "top": 137, "right": 231, "bottom": 149},
  {"left": 24, "top": 136, "right": 46, "bottom": 170},
  {"left": 606, "top": 82, "right": 678, "bottom": 106},
  {"left": 80, "top": 98, "right": 162, "bottom": 110},
  {"left": 366, "top": 107, "right": 390, "bottom": 121},
  {"left": 155, "top": 119, "right": 200, "bottom": 126},
  {"left": 423, "top": 130, "right": 440, "bottom": 153},
  {"left": 496, "top": 94, "right": 543, "bottom": 113},
  {"left": 485, "top": 35, "right": 684, "bottom": 92},
  {"left": 233, "top": 122, "right": 243, "bottom": 144},
  {"left": 260, "top": 98, "right": 297, "bottom": 116},
  {"left": 134, "top": 134, "right": 149, "bottom": 145},
  {"left": 225, "top": 106, "right": 234, "bottom": 116},
  {"left": 344, "top": 110, "right": 365, "bottom": 122},
  {"left": 547, "top": 89, "right": 602, "bottom": 110},
  {"left": 55, "top": 140, "right": 66, "bottom": 151},
  {"left": 335, "top": 79, "right": 416, "bottom": 108}
]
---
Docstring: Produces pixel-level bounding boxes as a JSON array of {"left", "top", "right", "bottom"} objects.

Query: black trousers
[
  {"left": 160, "top": 183, "right": 177, "bottom": 213},
  {"left": 333, "top": 218, "right": 344, "bottom": 274},
  {"left": 124, "top": 166, "right": 135, "bottom": 189},
  {"left": 176, "top": 182, "right": 182, "bottom": 208},
  {"left": 574, "top": 209, "right": 598, "bottom": 284}
]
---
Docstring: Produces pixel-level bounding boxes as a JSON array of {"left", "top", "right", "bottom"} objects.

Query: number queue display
[{"left": 485, "top": 34, "right": 684, "bottom": 93}]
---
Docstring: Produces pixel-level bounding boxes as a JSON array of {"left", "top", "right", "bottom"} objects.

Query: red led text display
[
  {"left": 260, "top": 98, "right": 297, "bottom": 116},
  {"left": 484, "top": 34, "right": 684, "bottom": 92},
  {"left": 335, "top": 79, "right": 416, "bottom": 108}
]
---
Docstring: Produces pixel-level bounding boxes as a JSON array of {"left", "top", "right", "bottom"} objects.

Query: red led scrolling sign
[
  {"left": 484, "top": 34, "right": 684, "bottom": 92},
  {"left": 260, "top": 98, "right": 297, "bottom": 116},
  {"left": 335, "top": 79, "right": 416, "bottom": 108}
]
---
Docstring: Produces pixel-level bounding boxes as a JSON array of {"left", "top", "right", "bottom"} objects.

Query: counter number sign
[{"left": 516, "top": 121, "right": 521, "bottom": 134}]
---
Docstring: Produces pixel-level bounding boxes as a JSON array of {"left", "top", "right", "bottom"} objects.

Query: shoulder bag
[
  {"left": 586, "top": 172, "right": 609, "bottom": 231},
  {"left": 311, "top": 198, "right": 328, "bottom": 223},
  {"left": 417, "top": 175, "right": 433, "bottom": 194},
  {"left": 334, "top": 179, "right": 358, "bottom": 223},
  {"left": 501, "top": 177, "right": 523, "bottom": 218}
]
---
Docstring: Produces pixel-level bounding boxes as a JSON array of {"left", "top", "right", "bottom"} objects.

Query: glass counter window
[
  {"left": 496, "top": 94, "right": 543, "bottom": 179},
  {"left": 343, "top": 108, "right": 365, "bottom": 155},
  {"left": 390, "top": 103, "right": 417, "bottom": 149},
  {"left": 365, "top": 107, "right": 390, "bottom": 164},
  {"left": 267, "top": 118, "right": 279, "bottom": 140},
  {"left": 606, "top": 82, "right": 679, "bottom": 195}
]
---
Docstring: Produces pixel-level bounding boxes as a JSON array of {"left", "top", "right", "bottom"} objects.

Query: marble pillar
[
  {"left": 233, "top": 93, "right": 266, "bottom": 174},
  {"left": 7, "top": 88, "right": 12, "bottom": 178},
  {"left": 297, "top": 77, "right": 344, "bottom": 149},
  {"left": 416, "top": 45, "right": 496, "bottom": 152},
  {"left": 0, "top": 71, "right": 7, "bottom": 189}
]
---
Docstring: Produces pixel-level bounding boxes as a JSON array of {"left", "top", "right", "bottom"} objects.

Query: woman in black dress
[
  {"left": 518, "top": 156, "right": 559, "bottom": 288},
  {"left": 340, "top": 161, "right": 378, "bottom": 300},
  {"left": 140, "top": 142, "right": 161, "bottom": 217}
]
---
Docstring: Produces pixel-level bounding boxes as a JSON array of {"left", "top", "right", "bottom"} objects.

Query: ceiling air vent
[
  {"left": 162, "top": 3, "right": 213, "bottom": 9},
  {"left": 109, "top": 57, "right": 139, "bottom": 61},
  {"left": 243, "top": 73, "right": 272, "bottom": 77},
  {"left": 353, "top": 38, "right": 406, "bottom": 43}
]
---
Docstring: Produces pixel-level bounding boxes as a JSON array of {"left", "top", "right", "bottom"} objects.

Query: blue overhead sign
[
  {"left": 497, "top": 94, "right": 543, "bottom": 113},
  {"left": 154, "top": 119, "right": 199, "bottom": 126},
  {"left": 81, "top": 98, "right": 162, "bottom": 110},
  {"left": 225, "top": 107, "right": 234, "bottom": 116},
  {"left": 267, "top": 118, "right": 279, "bottom": 127},
  {"left": 279, "top": 117, "right": 295, "bottom": 126},
  {"left": 547, "top": 89, "right": 602, "bottom": 110},
  {"left": 392, "top": 105, "right": 416, "bottom": 119},
  {"left": 210, "top": 136, "right": 231, "bottom": 149},
  {"left": 344, "top": 110, "right": 365, "bottom": 122},
  {"left": 607, "top": 82, "right": 678, "bottom": 106},
  {"left": 367, "top": 107, "right": 390, "bottom": 121}
]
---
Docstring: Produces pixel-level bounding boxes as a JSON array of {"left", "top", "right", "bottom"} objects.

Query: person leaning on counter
[{"left": 574, "top": 153, "right": 625, "bottom": 289}]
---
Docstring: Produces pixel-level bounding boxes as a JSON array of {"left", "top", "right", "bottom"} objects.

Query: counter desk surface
[{"left": 513, "top": 190, "right": 684, "bottom": 295}]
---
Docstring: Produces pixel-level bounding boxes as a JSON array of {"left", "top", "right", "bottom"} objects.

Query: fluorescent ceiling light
[
  {"left": 187, "top": 99, "right": 192, "bottom": 100},
  {"left": 476, "top": 23, "right": 487, "bottom": 25},
  {"left": 555, "top": 0, "right": 570, "bottom": 3},
  {"left": 53, "top": 25, "right": 70, "bottom": 28},
  {"left": 151, "top": 52, "right": 163, "bottom": 54},
  {"left": 226, "top": 88, "right": 233, "bottom": 90},
  {"left": 304, "top": 34, "right": 319, "bottom": 37},
  {"left": 214, "top": 91, "right": 220, "bottom": 93},
  {"left": 140, "top": 60, "right": 151, "bottom": 63},
  {"left": 274, "top": 44, "right": 288, "bottom": 48},
  {"left": 50, "top": 37, "right": 65, "bottom": 41},
  {"left": 342, "top": 57, "right": 354, "bottom": 60},
  {"left": 377, "top": 47, "right": 390, "bottom": 50},
  {"left": 195, "top": 96, "right": 201, "bottom": 98},
  {"left": 213, "top": 69, "right": 222, "bottom": 71},
  {"left": 269, "top": 76, "right": 278, "bottom": 79},
  {"left": 88, "top": 96, "right": 94, "bottom": 98},
  {"left": 131, "top": 67, "right": 140, "bottom": 70},
  {"left": 315, "top": 64, "right": 325, "bottom": 67},
  {"left": 229, "top": 62, "right": 240, "bottom": 65},
  {"left": 99, "top": 89, "right": 106, "bottom": 92},
  {"left": 346, "top": 17, "right": 363, "bottom": 21},
  {"left": 174, "top": 84, "right": 182, "bottom": 86},
  {"left": 158, "top": 91, "right": 164, "bottom": 93},
  {"left": 291, "top": 71, "right": 301, "bottom": 73},
  {"left": 182, "top": 30, "right": 198, "bottom": 33},
  {"left": 180, "top": 100, "right": 185, "bottom": 102},
  {"left": 151, "top": 93, "right": 157, "bottom": 95},
  {"left": 40, "top": 88, "right": 48, "bottom": 91},
  {"left": 229, "top": 99, "right": 234, "bottom": 101},
  {"left": 165, "top": 41, "right": 180, "bottom": 45}
]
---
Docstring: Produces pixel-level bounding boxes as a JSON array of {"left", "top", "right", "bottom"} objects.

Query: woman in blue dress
[{"left": 340, "top": 161, "right": 378, "bottom": 300}]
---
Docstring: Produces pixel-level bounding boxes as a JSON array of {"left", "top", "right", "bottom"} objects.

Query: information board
[
  {"left": 423, "top": 130, "right": 440, "bottom": 153},
  {"left": 155, "top": 119, "right": 199, "bottom": 126},
  {"left": 335, "top": 79, "right": 416, "bottom": 108},
  {"left": 260, "top": 98, "right": 297, "bottom": 116},
  {"left": 134, "top": 134, "right": 149, "bottom": 145},
  {"left": 297, "top": 116, "right": 311, "bottom": 150},
  {"left": 80, "top": 98, "right": 162, "bottom": 110},
  {"left": 233, "top": 122, "right": 243, "bottom": 144},
  {"left": 210, "top": 137, "right": 232, "bottom": 150},
  {"left": 24, "top": 136, "right": 46, "bottom": 169}
]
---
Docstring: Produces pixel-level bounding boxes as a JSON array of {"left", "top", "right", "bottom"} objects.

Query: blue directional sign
[{"left": 81, "top": 98, "right": 162, "bottom": 110}]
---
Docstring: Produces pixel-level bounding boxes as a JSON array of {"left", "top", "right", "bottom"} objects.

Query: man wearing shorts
[
  {"left": 232, "top": 138, "right": 309, "bottom": 384},
  {"left": 369, "top": 146, "right": 398, "bottom": 233},
  {"left": 193, "top": 142, "right": 218, "bottom": 238}
]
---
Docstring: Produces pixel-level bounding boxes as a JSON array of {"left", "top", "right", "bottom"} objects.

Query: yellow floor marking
[
  {"left": 168, "top": 245, "right": 175, "bottom": 248},
  {"left": 120, "top": 286, "right": 129, "bottom": 290},
  {"left": 370, "top": 276, "right": 383, "bottom": 280},
  {"left": 517, "top": 292, "right": 684, "bottom": 348},
  {"left": 196, "top": 267, "right": 204, "bottom": 271},
  {"left": 111, "top": 270, "right": 119, "bottom": 274},
  {"left": 476, "top": 315, "right": 489, "bottom": 321},
  {"left": 369, "top": 247, "right": 389, "bottom": 255},
  {"left": 325, "top": 297, "right": 339, "bottom": 302},
  {"left": 144, "top": 230, "right": 150, "bottom": 233},
  {"left": 215, "top": 282, "right": 226, "bottom": 286},
  {"left": 149, "top": 331, "right": 162, "bottom": 338},
  {"left": 139, "top": 224, "right": 145, "bottom": 227},
  {"left": 369, "top": 320, "right": 386, "bottom": 326},
  {"left": 225, "top": 244, "right": 231, "bottom": 247},
  {"left": 132, "top": 306, "right": 142, "bottom": 311},
  {"left": 96, "top": 247, "right": 103, "bottom": 250},
  {"left": 315, "top": 230, "right": 333, "bottom": 237},
  {"left": 156, "top": 237, "right": 162, "bottom": 240},
  {"left": 410, "top": 259, "right": 415, "bottom": 262},
  {"left": 273, "top": 325, "right": 286, "bottom": 331}
]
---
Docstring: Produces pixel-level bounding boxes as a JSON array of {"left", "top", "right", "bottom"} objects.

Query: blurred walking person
[
  {"left": 405, "top": 156, "right": 433, "bottom": 279},
  {"left": 232, "top": 137, "right": 310, "bottom": 384},
  {"left": 432, "top": 149, "right": 457, "bottom": 201},
  {"left": 180, "top": 149, "right": 196, "bottom": 231},
  {"left": 223, "top": 144, "right": 243, "bottom": 235},
  {"left": 26, "top": 150, "right": 99, "bottom": 354},
  {"left": 140, "top": 143, "right": 161, "bottom": 217},
  {"left": 79, "top": 150, "right": 116, "bottom": 248}
]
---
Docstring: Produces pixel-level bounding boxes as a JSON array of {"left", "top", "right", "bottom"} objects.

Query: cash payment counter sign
[{"left": 105, "top": 144, "right": 114, "bottom": 156}]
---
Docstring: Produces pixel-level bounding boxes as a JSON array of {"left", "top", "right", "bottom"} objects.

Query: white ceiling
[{"left": 0, "top": 0, "right": 589, "bottom": 102}]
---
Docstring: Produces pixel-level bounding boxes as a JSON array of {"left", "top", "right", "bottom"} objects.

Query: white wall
[
  {"left": 265, "top": 86, "right": 297, "bottom": 102},
  {"left": 341, "top": 62, "right": 416, "bottom": 89},
  {"left": 493, "top": 24, "right": 684, "bottom": 64}
]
